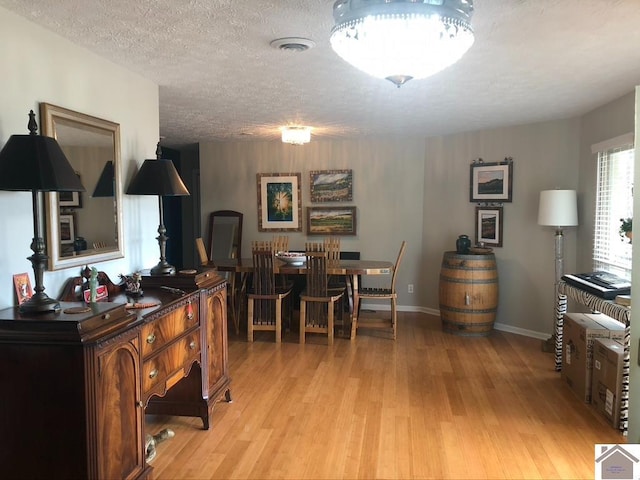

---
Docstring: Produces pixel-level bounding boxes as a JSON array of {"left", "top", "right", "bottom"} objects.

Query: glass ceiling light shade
[
  {"left": 0, "top": 110, "right": 85, "bottom": 313},
  {"left": 330, "top": 0, "right": 475, "bottom": 87},
  {"left": 281, "top": 126, "right": 311, "bottom": 145}
]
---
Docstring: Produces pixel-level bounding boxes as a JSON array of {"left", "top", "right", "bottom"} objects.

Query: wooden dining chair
[
  {"left": 323, "top": 236, "right": 349, "bottom": 335},
  {"left": 299, "top": 243, "right": 344, "bottom": 345},
  {"left": 247, "top": 241, "right": 293, "bottom": 343},
  {"left": 271, "top": 235, "right": 289, "bottom": 254},
  {"left": 352, "top": 240, "right": 407, "bottom": 340}
]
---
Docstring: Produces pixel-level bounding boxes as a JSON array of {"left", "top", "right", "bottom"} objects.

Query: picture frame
[
  {"left": 309, "top": 169, "right": 353, "bottom": 202},
  {"left": 13, "top": 272, "right": 33, "bottom": 305},
  {"left": 307, "top": 206, "right": 357, "bottom": 235},
  {"left": 475, "top": 206, "right": 503, "bottom": 247},
  {"left": 470, "top": 161, "right": 513, "bottom": 202},
  {"left": 58, "top": 173, "right": 82, "bottom": 207},
  {"left": 59, "top": 213, "right": 76, "bottom": 244},
  {"left": 257, "top": 173, "right": 302, "bottom": 232}
]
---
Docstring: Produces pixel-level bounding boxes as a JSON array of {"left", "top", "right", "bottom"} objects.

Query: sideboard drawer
[
  {"left": 141, "top": 299, "right": 199, "bottom": 358},
  {"left": 142, "top": 329, "right": 201, "bottom": 395}
]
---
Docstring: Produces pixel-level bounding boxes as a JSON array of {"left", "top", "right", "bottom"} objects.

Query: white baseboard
[{"left": 361, "top": 304, "right": 548, "bottom": 340}]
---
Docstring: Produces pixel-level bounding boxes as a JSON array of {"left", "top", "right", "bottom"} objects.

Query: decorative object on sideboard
[
  {"left": 619, "top": 217, "right": 632, "bottom": 243},
  {"left": 329, "top": 0, "right": 475, "bottom": 87},
  {"left": 120, "top": 272, "right": 143, "bottom": 297},
  {"left": 538, "top": 189, "right": 578, "bottom": 351},
  {"left": 12, "top": 272, "right": 33, "bottom": 306},
  {"left": 126, "top": 141, "right": 190, "bottom": 274},
  {"left": 0, "top": 110, "right": 85, "bottom": 313}
]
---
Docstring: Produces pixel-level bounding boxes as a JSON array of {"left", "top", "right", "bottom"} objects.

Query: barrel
[{"left": 439, "top": 251, "right": 499, "bottom": 336}]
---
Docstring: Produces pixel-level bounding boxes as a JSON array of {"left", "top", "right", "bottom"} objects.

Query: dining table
[{"left": 208, "top": 257, "right": 394, "bottom": 339}]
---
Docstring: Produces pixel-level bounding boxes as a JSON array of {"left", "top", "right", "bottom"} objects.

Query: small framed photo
[
  {"left": 13, "top": 272, "right": 33, "bottom": 305},
  {"left": 60, "top": 213, "right": 76, "bottom": 244},
  {"left": 310, "top": 169, "right": 353, "bottom": 202},
  {"left": 307, "top": 206, "right": 357, "bottom": 235},
  {"left": 470, "top": 161, "right": 513, "bottom": 202},
  {"left": 475, "top": 206, "right": 503, "bottom": 247},
  {"left": 58, "top": 173, "right": 82, "bottom": 207},
  {"left": 257, "top": 173, "right": 302, "bottom": 231}
]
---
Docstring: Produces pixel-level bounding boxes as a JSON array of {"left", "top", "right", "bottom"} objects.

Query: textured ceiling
[{"left": 2, "top": 0, "right": 640, "bottom": 147}]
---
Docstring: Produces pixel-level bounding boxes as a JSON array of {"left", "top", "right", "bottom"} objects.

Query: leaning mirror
[{"left": 41, "top": 103, "right": 124, "bottom": 270}]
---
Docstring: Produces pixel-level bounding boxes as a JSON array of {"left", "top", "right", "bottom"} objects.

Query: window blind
[{"left": 593, "top": 144, "right": 634, "bottom": 279}]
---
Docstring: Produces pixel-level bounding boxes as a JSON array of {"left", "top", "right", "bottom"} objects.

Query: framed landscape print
[
  {"left": 309, "top": 169, "right": 353, "bottom": 202},
  {"left": 257, "top": 173, "right": 302, "bottom": 232},
  {"left": 470, "top": 161, "right": 513, "bottom": 202},
  {"left": 307, "top": 206, "right": 356, "bottom": 235},
  {"left": 475, "top": 206, "right": 503, "bottom": 247}
]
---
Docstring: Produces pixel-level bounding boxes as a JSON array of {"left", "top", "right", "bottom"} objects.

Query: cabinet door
[
  {"left": 93, "top": 329, "right": 146, "bottom": 480},
  {"left": 205, "top": 285, "right": 229, "bottom": 395}
]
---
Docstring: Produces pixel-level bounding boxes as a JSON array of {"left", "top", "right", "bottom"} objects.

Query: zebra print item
[{"left": 557, "top": 281, "right": 630, "bottom": 436}]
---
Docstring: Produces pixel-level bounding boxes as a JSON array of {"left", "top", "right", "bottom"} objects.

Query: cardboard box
[
  {"left": 592, "top": 314, "right": 626, "bottom": 342},
  {"left": 562, "top": 313, "right": 612, "bottom": 402},
  {"left": 591, "top": 337, "right": 624, "bottom": 428}
]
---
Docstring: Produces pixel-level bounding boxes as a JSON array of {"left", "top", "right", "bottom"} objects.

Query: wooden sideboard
[{"left": 0, "top": 268, "right": 230, "bottom": 479}]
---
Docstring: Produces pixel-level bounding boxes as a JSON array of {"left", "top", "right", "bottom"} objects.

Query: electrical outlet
[{"left": 408, "top": 284, "right": 414, "bottom": 293}]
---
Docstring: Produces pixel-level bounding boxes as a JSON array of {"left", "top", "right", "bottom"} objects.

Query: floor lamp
[
  {"left": 538, "top": 189, "right": 578, "bottom": 350},
  {"left": 126, "top": 142, "right": 190, "bottom": 275},
  {"left": 0, "top": 110, "right": 85, "bottom": 313}
]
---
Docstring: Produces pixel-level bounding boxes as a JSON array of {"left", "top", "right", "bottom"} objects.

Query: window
[{"left": 593, "top": 138, "right": 634, "bottom": 279}]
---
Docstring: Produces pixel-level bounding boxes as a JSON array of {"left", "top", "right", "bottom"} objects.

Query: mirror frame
[{"left": 40, "top": 103, "right": 124, "bottom": 270}]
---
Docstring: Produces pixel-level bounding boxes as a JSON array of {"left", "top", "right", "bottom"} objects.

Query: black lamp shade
[
  {"left": 92, "top": 161, "right": 115, "bottom": 197},
  {"left": 126, "top": 158, "right": 190, "bottom": 196},
  {"left": 0, "top": 134, "right": 85, "bottom": 192}
]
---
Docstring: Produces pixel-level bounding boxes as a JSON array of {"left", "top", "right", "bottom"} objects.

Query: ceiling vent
[{"left": 270, "top": 37, "right": 316, "bottom": 52}]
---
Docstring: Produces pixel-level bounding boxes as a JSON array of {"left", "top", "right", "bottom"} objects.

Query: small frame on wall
[
  {"left": 13, "top": 272, "right": 33, "bottom": 305},
  {"left": 58, "top": 173, "right": 82, "bottom": 207},
  {"left": 309, "top": 169, "right": 353, "bottom": 202},
  {"left": 475, "top": 206, "right": 503, "bottom": 247},
  {"left": 470, "top": 160, "right": 513, "bottom": 202},
  {"left": 307, "top": 206, "right": 357, "bottom": 235},
  {"left": 257, "top": 173, "right": 302, "bottom": 232},
  {"left": 59, "top": 213, "right": 76, "bottom": 244}
]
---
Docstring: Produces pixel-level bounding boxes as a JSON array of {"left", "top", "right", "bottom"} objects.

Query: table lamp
[
  {"left": 126, "top": 142, "right": 190, "bottom": 275},
  {"left": 0, "top": 110, "right": 85, "bottom": 313}
]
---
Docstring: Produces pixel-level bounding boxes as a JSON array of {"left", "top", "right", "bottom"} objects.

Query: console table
[
  {"left": 0, "top": 268, "right": 231, "bottom": 479},
  {"left": 555, "top": 280, "right": 630, "bottom": 434}
]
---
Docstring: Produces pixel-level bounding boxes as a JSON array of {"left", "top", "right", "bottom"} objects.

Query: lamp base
[
  {"left": 19, "top": 293, "right": 61, "bottom": 314},
  {"left": 150, "top": 262, "right": 176, "bottom": 275}
]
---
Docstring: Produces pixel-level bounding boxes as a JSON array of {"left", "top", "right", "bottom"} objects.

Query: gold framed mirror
[{"left": 40, "top": 103, "right": 124, "bottom": 270}]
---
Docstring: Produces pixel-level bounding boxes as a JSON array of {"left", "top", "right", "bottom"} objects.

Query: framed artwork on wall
[
  {"left": 309, "top": 169, "right": 353, "bottom": 202},
  {"left": 59, "top": 213, "right": 76, "bottom": 244},
  {"left": 307, "top": 206, "right": 357, "bottom": 235},
  {"left": 470, "top": 161, "right": 513, "bottom": 202},
  {"left": 257, "top": 173, "right": 302, "bottom": 232},
  {"left": 475, "top": 206, "right": 503, "bottom": 247}
]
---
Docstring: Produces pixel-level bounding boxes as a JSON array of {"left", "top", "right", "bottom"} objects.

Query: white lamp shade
[{"left": 538, "top": 190, "right": 578, "bottom": 227}]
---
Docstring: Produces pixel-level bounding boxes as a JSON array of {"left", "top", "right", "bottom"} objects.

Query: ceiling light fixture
[
  {"left": 329, "top": 0, "right": 475, "bottom": 87},
  {"left": 281, "top": 126, "right": 311, "bottom": 145}
]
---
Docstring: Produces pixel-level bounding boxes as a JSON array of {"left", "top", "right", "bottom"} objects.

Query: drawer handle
[
  {"left": 149, "top": 368, "right": 158, "bottom": 379},
  {"left": 189, "top": 341, "right": 196, "bottom": 350},
  {"left": 187, "top": 311, "right": 194, "bottom": 321},
  {"left": 102, "top": 313, "right": 110, "bottom": 320},
  {"left": 146, "top": 333, "right": 156, "bottom": 344},
  {"left": 137, "top": 401, "right": 144, "bottom": 408}
]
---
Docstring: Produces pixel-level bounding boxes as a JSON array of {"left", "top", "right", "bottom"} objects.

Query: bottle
[
  {"left": 89, "top": 267, "right": 98, "bottom": 302},
  {"left": 456, "top": 235, "right": 471, "bottom": 254}
]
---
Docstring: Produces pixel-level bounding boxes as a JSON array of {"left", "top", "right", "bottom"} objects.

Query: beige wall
[{"left": 0, "top": 6, "right": 161, "bottom": 308}]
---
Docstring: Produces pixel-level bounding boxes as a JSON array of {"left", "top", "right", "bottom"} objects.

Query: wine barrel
[{"left": 439, "top": 251, "right": 499, "bottom": 336}]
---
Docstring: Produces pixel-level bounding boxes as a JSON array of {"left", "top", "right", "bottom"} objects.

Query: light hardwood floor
[{"left": 147, "top": 312, "right": 624, "bottom": 479}]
